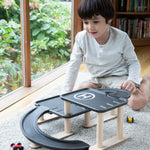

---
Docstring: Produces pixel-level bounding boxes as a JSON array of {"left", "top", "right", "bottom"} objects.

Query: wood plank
[
  {"left": 135, "top": 46, "right": 150, "bottom": 76},
  {"left": 90, "top": 134, "right": 129, "bottom": 150},
  {"left": 132, "top": 39, "right": 150, "bottom": 47},
  {"left": 117, "top": 106, "right": 124, "bottom": 139}
]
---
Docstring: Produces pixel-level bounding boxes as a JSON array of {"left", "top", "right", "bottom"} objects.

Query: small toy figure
[
  {"left": 127, "top": 116, "right": 134, "bottom": 123},
  {"left": 10, "top": 143, "right": 24, "bottom": 150}
]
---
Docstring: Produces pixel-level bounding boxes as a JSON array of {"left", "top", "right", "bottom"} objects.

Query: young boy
[{"left": 62, "top": 0, "right": 150, "bottom": 110}]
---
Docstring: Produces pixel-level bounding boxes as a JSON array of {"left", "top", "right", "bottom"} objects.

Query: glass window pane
[
  {"left": 30, "top": 0, "right": 71, "bottom": 80},
  {"left": 0, "top": 0, "right": 22, "bottom": 97}
]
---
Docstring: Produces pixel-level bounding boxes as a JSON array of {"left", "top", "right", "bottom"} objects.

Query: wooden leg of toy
[
  {"left": 117, "top": 106, "right": 123, "bottom": 139},
  {"left": 64, "top": 119, "right": 71, "bottom": 133},
  {"left": 38, "top": 114, "right": 60, "bottom": 124},
  {"left": 83, "top": 109, "right": 117, "bottom": 128},
  {"left": 90, "top": 107, "right": 129, "bottom": 150},
  {"left": 52, "top": 118, "right": 73, "bottom": 139},
  {"left": 64, "top": 118, "right": 71, "bottom": 133},
  {"left": 102, "top": 109, "right": 117, "bottom": 123},
  {"left": 52, "top": 101, "right": 73, "bottom": 139},
  {"left": 83, "top": 112, "right": 91, "bottom": 127},
  {"left": 29, "top": 142, "right": 41, "bottom": 149},
  {"left": 110, "top": 109, "right": 116, "bottom": 116},
  {"left": 39, "top": 115, "right": 44, "bottom": 121},
  {"left": 64, "top": 101, "right": 71, "bottom": 131},
  {"left": 37, "top": 115, "right": 44, "bottom": 124},
  {"left": 64, "top": 101, "right": 71, "bottom": 133},
  {"left": 64, "top": 101, "right": 73, "bottom": 136},
  {"left": 64, "top": 101, "right": 71, "bottom": 115},
  {"left": 96, "top": 113, "right": 104, "bottom": 148},
  {"left": 64, "top": 101, "right": 72, "bottom": 133}
]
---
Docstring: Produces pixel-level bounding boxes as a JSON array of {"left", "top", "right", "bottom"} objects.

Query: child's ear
[{"left": 108, "top": 19, "right": 112, "bottom": 24}]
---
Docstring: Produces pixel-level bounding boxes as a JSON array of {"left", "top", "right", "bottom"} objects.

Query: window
[
  {"left": 0, "top": 0, "right": 82, "bottom": 111},
  {"left": 0, "top": 0, "right": 72, "bottom": 97},
  {"left": 29, "top": 0, "right": 72, "bottom": 81},
  {"left": 0, "top": 0, "right": 22, "bottom": 97}
]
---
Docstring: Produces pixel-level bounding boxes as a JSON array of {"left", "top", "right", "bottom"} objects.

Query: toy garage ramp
[{"left": 20, "top": 106, "right": 89, "bottom": 150}]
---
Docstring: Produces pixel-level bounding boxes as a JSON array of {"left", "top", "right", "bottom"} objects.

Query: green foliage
[
  {"left": 30, "top": 1, "right": 71, "bottom": 59},
  {"left": 0, "top": 19, "right": 21, "bottom": 60},
  {"left": 0, "top": 0, "right": 71, "bottom": 97},
  {"left": 0, "top": 19, "right": 22, "bottom": 95},
  {"left": 0, "top": 58, "right": 22, "bottom": 95},
  {"left": 0, "top": 0, "right": 20, "bottom": 23}
]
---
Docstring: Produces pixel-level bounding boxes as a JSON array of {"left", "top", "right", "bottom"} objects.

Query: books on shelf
[
  {"left": 119, "top": 0, "right": 127, "bottom": 12},
  {"left": 119, "top": 0, "right": 150, "bottom": 12},
  {"left": 116, "top": 18, "right": 150, "bottom": 38}
]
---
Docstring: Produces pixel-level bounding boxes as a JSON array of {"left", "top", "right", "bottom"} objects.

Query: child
[{"left": 62, "top": 0, "right": 150, "bottom": 110}]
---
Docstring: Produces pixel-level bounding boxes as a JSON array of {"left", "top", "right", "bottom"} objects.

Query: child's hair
[{"left": 78, "top": 0, "right": 114, "bottom": 23}]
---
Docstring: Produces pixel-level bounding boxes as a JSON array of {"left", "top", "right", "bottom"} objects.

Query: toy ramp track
[{"left": 20, "top": 106, "right": 89, "bottom": 150}]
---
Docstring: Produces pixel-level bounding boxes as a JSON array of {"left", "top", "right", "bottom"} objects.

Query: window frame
[{"left": 20, "top": 0, "right": 31, "bottom": 87}]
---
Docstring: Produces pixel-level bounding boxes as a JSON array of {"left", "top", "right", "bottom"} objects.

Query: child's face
[{"left": 83, "top": 15, "right": 111, "bottom": 40}]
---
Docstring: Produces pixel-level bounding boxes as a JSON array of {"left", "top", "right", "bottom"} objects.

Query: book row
[
  {"left": 119, "top": 0, "right": 150, "bottom": 12},
  {"left": 116, "top": 18, "right": 150, "bottom": 39}
]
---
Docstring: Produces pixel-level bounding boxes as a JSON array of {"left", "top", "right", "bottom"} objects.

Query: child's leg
[
  {"left": 128, "top": 74, "right": 150, "bottom": 110},
  {"left": 74, "top": 77, "right": 102, "bottom": 90},
  {"left": 74, "top": 82, "right": 100, "bottom": 90}
]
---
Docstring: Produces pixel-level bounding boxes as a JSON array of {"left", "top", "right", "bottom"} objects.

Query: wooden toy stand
[
  {"left": 36, "top": 95, "right": 117, "bottom": 140},
  {"left": 28, "top": 88, "right": 130, "bottom": 149},
  {"left": 61, "top": 88, "right": 130, "bottom": 149}
]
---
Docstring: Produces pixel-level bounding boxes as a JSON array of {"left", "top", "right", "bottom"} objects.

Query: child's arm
[
  {"left": 62, "top": 41, "right": 83, "bottom": 94},
  {"left": 123, "top": 34, "right": 141, "bottom": 85}
]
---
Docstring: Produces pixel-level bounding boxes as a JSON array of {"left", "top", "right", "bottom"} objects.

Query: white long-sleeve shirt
[{"left": 62, "top": 26, "right": 141, "bottom": 93}]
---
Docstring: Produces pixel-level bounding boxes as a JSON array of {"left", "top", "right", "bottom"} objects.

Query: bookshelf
[{"left": 112, "top": 0, "right": 150, "bottom": 46}]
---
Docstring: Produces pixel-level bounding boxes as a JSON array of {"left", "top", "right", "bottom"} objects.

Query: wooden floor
[
  {"left": 135, "top": 46, "right": 150, "bottom": 76},
  {"left": 0, "top": 46, "right": 150, "bottom": 122}
]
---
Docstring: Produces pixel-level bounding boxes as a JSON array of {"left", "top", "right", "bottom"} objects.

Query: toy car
[
  {"left": 127, "top": 116, "right": 134, "bottom": 123},
  {"left": 10, "top": 143, "right": 24, "bottom": 150}
]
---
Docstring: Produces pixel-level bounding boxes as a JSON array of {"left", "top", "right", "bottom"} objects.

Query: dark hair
[{"left": 78, "top": 0, "right": 114, "bottom": 23}]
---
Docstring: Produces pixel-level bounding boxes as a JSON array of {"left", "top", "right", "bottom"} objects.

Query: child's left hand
[{"left": 120, "top": 80, "right": 136, "bottom": 94}]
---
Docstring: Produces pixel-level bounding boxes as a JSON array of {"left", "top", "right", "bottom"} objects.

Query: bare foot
[
  {"left": 128, "top": 74, "right": 150, "bottom": 110},
  {"left": 128, "top": 88, "right": 148, "bottom": 110},
  {"left": 141, "top": 74, "right": 150, "bottom": 98}
]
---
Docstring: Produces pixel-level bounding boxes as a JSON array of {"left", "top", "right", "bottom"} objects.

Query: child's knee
[{"left": 76, "top": 82, "right": 99, "bottom": 89}]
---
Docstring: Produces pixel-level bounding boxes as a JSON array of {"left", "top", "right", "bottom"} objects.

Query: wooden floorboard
[{"left": 135, "top": 46, "right": 150, "bottom": 76}]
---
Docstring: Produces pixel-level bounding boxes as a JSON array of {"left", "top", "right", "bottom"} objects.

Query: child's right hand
[{"left": 120, "top": 80, "right": 137, "bottom": 94}]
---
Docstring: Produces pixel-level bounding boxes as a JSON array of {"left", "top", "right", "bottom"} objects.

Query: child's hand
[{"left": 120, "top": 80, "right": 136, "bottom": 94}]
